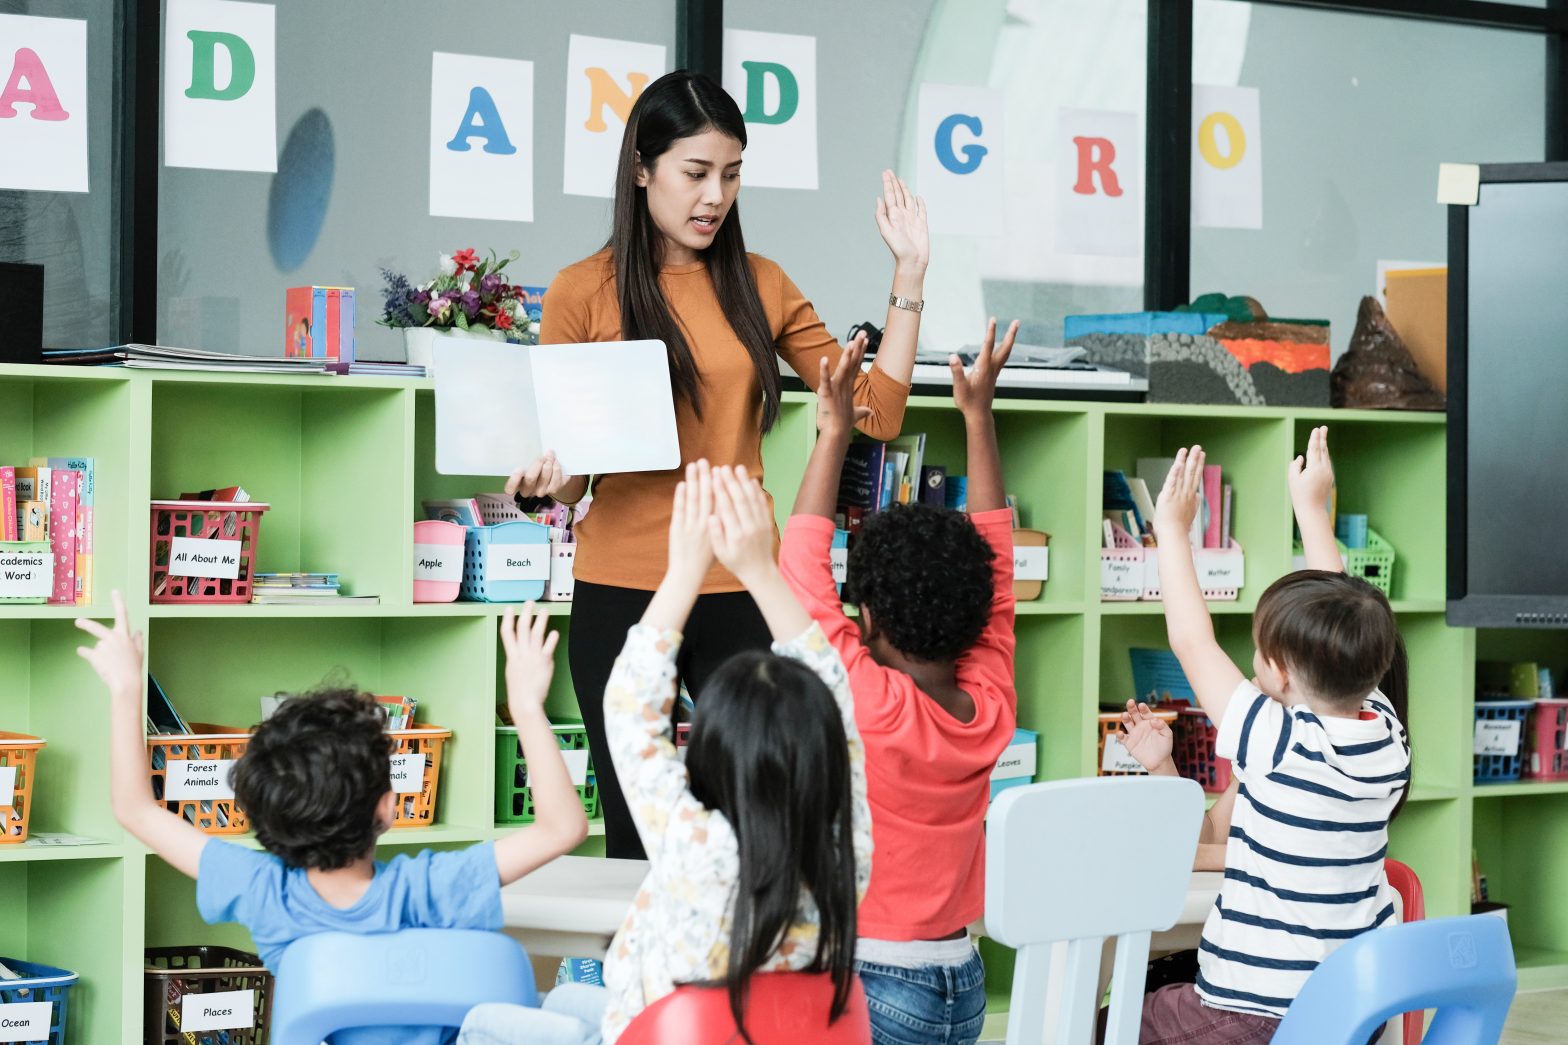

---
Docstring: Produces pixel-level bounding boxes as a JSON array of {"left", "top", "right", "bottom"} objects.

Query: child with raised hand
[
  {"left": 460, "top": 460, "right": 871, "bottom": 1045},
  {"left": 1128, "top": 427, "right": 1410, "bottom": 1044},
  {"left": 76, "top": 592, "right": 587, "bottom": 1045},
  {"left": 777, "top": 319, "right": 1021, "bottom": 1045}
]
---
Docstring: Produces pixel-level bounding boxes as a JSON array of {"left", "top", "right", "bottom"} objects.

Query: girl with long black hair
[{"left": 506, "top": 70, "right": 926, "bottom": 860}]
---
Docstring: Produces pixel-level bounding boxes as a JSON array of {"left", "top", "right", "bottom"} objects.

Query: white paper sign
[
  {"left": 169, "top": 536, "right": 241, "bottom": 579},
  {"left": 830, "top": 547, "right": 848, "bottom": 584},
  {"left": 0, "top": 548, "right": 52, "bottom": 598},
  {"left": 916, "top": 84, "right": 1005, "bottom": 236},
  {"left": 486, "top": 544, "right": 550, "bottom": 583},
  {"left": 1101, "top": 734, "right": 1147, "bottom": 774},
  {"left": 1475, "top": 719, "right": 1522, "bottom": 757},
  {"left": 181, "top": 989, "right": 255, "bottom": 1032},
  {"left": 1191, "top": 84, "right": 1261, "bottom": 230},
  {"left": 413, "top": 544, "right": 462, "bottom": 583},
  {"left": 389, "top": 753, "right": 424, "bottom": 794},
  {"left": 1101, "top": 556, "right": 1142, "bottom": 600},
  {"left": 990, "top": 738, "right": 1037, "bottom": 782},
  {"left": 0, "top": 14, "right": 89, "bottom": 192},
  {"left": 723, "top": 29, "right": 817, "bottom": 190},
  {"left": 163, "top": 0, "right": 276, "bottom": 172},
  {"left": 528, "top": 748, "right": 590, "bottom": 788},
  {"left": 0, "top": 1002, "right": 52, "bottom": 1042},
  {"left": 1056, "top": 108, "right": 1141, "bottom": 257},
  {"left": 164, "top": 759, "right": 236, "bottom": 800},
  {"left": 431, "top": 52, "right": 533, "bottom": 222},
  {"left": 0, "top": 766, "right": 15, "bottom": 807},
  {"left": 1014, "top": 546, "right": 1049, "bottom": 582},
  {"left": 563, "top": 35, "right": 666, "bottom": 198}
]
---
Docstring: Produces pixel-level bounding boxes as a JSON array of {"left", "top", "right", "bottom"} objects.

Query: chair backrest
[
  {"left": 616, "top": 971, "right": 871, "bottom": 1045},
  {"left": 270, "top": 929, "right": 538, "bottom": 1045},
  {"left": 1272, "top": 915, "right": 1516, "bottom": 1045},
  {"left": 985, "top": 776, "right": 1205, "bottom": 1045},
  {"left": 1383, "top": 858, "right": 1426, "bottom": 1045}
]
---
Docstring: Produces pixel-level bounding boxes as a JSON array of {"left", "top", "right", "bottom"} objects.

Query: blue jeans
[
  {"left": 457, "top": 983, "right": 608, "bottom": 1045},
  {"left": 857, "top": 950, "right": 987, "bottom": 1045}
]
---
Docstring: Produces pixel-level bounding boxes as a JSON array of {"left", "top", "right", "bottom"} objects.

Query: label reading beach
[
  {"left": 389, "top": 754, "right": 424, "bottom": 794},
  {"left": 413, "top": 544, "right": 462, "bottom": 582},
  {"left": 0, "top": 549, "right": 52, "bottom": 598},
  {"left": 164, "top": 759, "right": 236, "bottom": 800},
  {"left": 1475, "top": 719, "right": 1521, "bottom": 757},
  {"left": 181, "top": 989, "right": 254, "bottom": 1032},
  {"left": 487, "top": 545, "right": 550, "bottom": 583},
  {"left": 830, "top": 547, "right": 847, "bottom": 584},
  {"left": 527, "top": 748, "right": 590, "bottom": 787},
  {"left": 0, "top": 766, "right": 15, "bottom": 806},
  {"left": 1101, "top": 735, "right": 1147, "bottom": 774},
  {"left": 169, "top": 536, "right": 241, "bottom": 579},
  {"left": 0, "top": 1001, "right": 52, "bottom": 1041},
  {"left": 1014, "top": 546, "right": 1049, "bottom": 581}
]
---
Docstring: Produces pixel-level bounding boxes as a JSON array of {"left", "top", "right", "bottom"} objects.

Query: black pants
[{"left": 568, "top": 579, "right": 773, "bottom": 859}]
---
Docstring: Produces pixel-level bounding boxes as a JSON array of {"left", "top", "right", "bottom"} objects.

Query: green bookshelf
[{"left": 0, "top": 363, "right": 1548, "bottom": 1042}]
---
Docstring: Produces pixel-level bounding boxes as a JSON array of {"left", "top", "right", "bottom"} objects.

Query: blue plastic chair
[
  {"left": 1273, "top": 915, "right": 1516, "bottom": 1045},
  {"left": 270, "top": 929, "right": 539, "bottom": 1045}
]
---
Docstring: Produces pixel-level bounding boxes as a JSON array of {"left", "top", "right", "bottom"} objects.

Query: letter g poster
[{"left": 163, "top": 0, "right": 277, "bottom": 171}]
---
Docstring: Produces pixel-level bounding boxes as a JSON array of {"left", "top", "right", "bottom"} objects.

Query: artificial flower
[
  {"left": 495, "top": 310, "right": 514, "bottom": 331},
  {"left": 453, "top": 247, "right": 480, "bottom": 273},
  {"left": 438, "top": 253, "right": 457, "bottom": 278}
]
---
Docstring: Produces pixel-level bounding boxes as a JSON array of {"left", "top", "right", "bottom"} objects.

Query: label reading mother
[
  {"left": 169, "top": 537, "right": 242, "bottom": 580},
  {"left": 181, "top": 989, "right": 255, "bottom": 1032},
  {"left": 487, "top": 545, "right": 550, "bottom": 583},
  {"left": 0, "top": 549, "right": 52, "bottom": 599},
  {"left": 390, "top": 754, "right": 425, "bottom": 794},
  {"left": 1014, "top": 546, "right": 1049, "bottom": 581},
  {"left": 1475, "top": 719, "right": 1521, "bottom": 757},
  {"left": 164, "top": 759, "right": 237, "bottom": 800},
  {"left": 413, "top": 544, "right": 462, "bottom": 583},
  {"left": 0, "top": 1002, "right": 52, "bottom": 1041},
  {"left": 830, "top": 547, "right": 848, "bottom": 585},
  {"left": 0, "top": 766, "right": 15, "bottom": 806}
]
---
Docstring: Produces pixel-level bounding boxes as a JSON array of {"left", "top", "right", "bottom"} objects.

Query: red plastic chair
[
  {"left": 616, "top": 971, "right": 872, "bottom": 1045},
  {"left": 1385, "top": 858, "right": 1426, "bottom": 1044}
]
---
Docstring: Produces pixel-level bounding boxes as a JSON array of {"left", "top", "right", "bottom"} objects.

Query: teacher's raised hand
[{"left": 874, "top": 169, "right": 930, "bottom": 273}]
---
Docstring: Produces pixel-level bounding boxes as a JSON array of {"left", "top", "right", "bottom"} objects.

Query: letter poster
[
  {"left": 163, "top": 0, "right": 277, "bottom": 172},
  {"left": 0, "top": 13, "right": 89, "bottom": 192},
  {"left": 722, "top": 29, "right": 817, "bottom": 190},
  {"left": 429, "top": 52, "right": 534, "bottom": 222},
  {"left": 563, "top": 34, "right": 667, "bottom": 199},
  {"left": 1191, "top": 84, "right": 1262, "bottom": 230},
  {"left": 915, "top": 83, "right": 1005, "bottom": 237},
  {"left": 1056, "top": 107, "right": 1141, "bottom": 257}
]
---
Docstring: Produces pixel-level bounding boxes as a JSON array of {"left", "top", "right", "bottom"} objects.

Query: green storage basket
[
  {"left": 1292, "top": 528, "right": 1396, "bottom": 595},
  {"left": 0, "top": 541, "right": 53, "bottom": 604},
  {"left": 494, "top": 722, "right": 598, "bottom": 824}
]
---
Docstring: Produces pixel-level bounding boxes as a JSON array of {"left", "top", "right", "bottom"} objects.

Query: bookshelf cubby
[{"left": 0, "top": 363, "right": 1544, "bottom": 1041}]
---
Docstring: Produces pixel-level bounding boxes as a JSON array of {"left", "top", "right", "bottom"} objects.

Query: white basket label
[
  {"left": 390, "top": 754, "right": 425, "bottom": 794},
  {"left": 1100, "top": 557, "right": 1142, "bottom": 599},
  {"left": 164, "top": 759, "right": 236, "bottom": 800},
  {"left": 1475, "top": 719, "right": 1521, "bottom": 757},
  {"left": 413, "top": 544, "right": 462, "bottom": 583},
  {"left": 486, "top": 545, "right": 550, "bottom": 583},
  {"left": 991, "top": 738, "right": 1037, "bottom": 782},
  {"left": 1014, "top": 546, "right": 1049, "bottom": 582},
  {"left": 0, "top": 549, "right": 52, "bottom": 598},
  {"left": 169, "top": 537, "right": 242, "bottom": 580},
  {"left": 528, "top": 748, "right": 590, "bottom": 788},
  {"left": 1101, "top": 735, "right": 1148, "bottom": 774},
  {"left": 181, "top": 989, "right": 255, "bottom": 1032},
  {"left": 0, "top": 766, "right": 14, "bottom": 807},
  {"left": 830, "top": 547, "right": 848, "bottom": 584},
  {"left": 0, "top": 1001, "right": 52, "bottom": 1041}
]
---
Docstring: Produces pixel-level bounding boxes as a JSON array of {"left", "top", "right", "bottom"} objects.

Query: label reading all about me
[
  {"left": 0, "top": 1002, "right": 52, "bottom": 1042},
  {"left": 181, "top": 989, "right": 255, "bottom": 1032},
  {"left": 1475, "top": 719, "right": 1522, "bottom": 757},
  {"left": 390, "top": 754, "right": 425, "bottom": 794},
  {"left": 1101, "top": 735, "right": 1148, "bottom": 774},
  {"left": 169, "top": 537, "right": 242, "bottom": 580},
  {"left": 486, "top": 545, "right": 550, "bottom": 583},
  {"left": 0, "top": 766, "right": 15, "bottom": 807},
  {"left": 0, "top": 550, "right": 52, "bottom": 599},
  {"left": 413, "top": 544, "right": 463, "bottom": 583},
  {"left": 1014, "top": 547, "right": 1049, "bottom": 581},
  {"left": 164, "top": 760, "right": 237, "bottom": 800}
]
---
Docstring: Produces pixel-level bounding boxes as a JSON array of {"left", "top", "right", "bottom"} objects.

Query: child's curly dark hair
[
  {"left": 846, "top": 503, "right": 996, "bottom": 663},
  {"left": 231, "top": 688, "right": 393, "bottom": 870}
]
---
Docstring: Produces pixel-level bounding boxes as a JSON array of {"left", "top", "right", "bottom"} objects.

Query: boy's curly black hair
[
  {"left": 846, "top": 502, "right": 996, "bottom": 663},
  {"left": 230, "top": 688, "right": 393, "bottom": 870}
]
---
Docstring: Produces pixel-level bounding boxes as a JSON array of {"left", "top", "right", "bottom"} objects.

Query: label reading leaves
[
  {"left": 486, "top": 545, "right": 551, "bottom": 583},
  {"left": 169, "top": 537, "right": 242, "bottom": 580},
  {"left": 413, "top": 544, "right": 462, "bottom": 582},
  {"left": 1014, "top": 546, "right": 1049, "bottom": 581},
  {"left": 0, "top": 766, "right": 14, "bottom": 807},
  {"left": 1101, "top": 735, "right": 1147, "bottom": 774},
  {"left": 164, "top": 759, "right": 236, "bottom": 800},
  {"left": 181, "top": 989, "right": 255, "bottom": 1032},
  {"left": 390, "top": 754, "right": 425, "bottom": 794},
  {"left": 0, "top": 550, "right": 52, "bottom": 598},
  {"left": 830, "top": 547, "right": 848, "bottom": 584},
  {"left": 0, "top": 1002, "right": 52, "bottom": 1042},
  {"left": 1475, "top": 719, "right": 1522, "bottom": 757}
]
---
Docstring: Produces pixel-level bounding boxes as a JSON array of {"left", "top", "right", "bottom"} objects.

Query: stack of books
[
  {"left": 1, "top": 456, "right": 95, "bottom": 605},
  {"left": 250, "top": 572, "right": 379, "bottom": 606},
  {"left": 43, "top": 343, "right": 328, "bottom": 373}
]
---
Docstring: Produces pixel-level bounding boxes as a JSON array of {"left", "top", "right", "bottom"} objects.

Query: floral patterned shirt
[{"left": 599, "top": 622, "right": 872, "bottom": 1042}]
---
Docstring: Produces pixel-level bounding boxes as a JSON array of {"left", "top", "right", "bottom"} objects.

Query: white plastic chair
[{"left": 985, "top": 776, "right": 1205, "bottom": 1045}]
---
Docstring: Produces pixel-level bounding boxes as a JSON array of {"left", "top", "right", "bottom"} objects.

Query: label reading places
[
  {"left": 0, "top": 550, "right": 52, "bottom": 598},
  {"left": 0, "top": 766, "right": 14, "bottom": 807},
  {"left": 181, "top": 988, "right": 255, "bottom": 1033},
  {"left": 1014, "top": 546, "right": 1049, "bottom": 582},
  {"left": 164, "top": 759, "right": 237, "bottom": 801},
  {"left": 413, "top": 544, "right": 462, "bottom": 583},
  {"left": 0, "top": 1002, "right": 52, "bottom": 1042},
  {"left": 1101, "top": 735, "right": 1147, "bottom": 774},
  {"left": 486, "top": 544, "right": 551, "bottom": 583},
  {"left": 169, "top": 536, "right": 242, "bottom": 580},
  {"left": 1475, "top": 719, "right": 1522, "bottom": 757},
  {"left": 390, "top": 753, "right": 425, "bottom": 794},
  {"left": 829, "top": 547, "right": 847, "bottom": 585}
]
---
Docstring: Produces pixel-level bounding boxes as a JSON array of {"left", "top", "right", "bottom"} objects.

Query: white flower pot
[{"left": 402, "top": 325, "right": 504, "bottom": 376}]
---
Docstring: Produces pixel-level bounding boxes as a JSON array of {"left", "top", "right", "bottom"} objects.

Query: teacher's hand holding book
[{"left": 506, "top": 449, "right": 585, "bottom": 503}]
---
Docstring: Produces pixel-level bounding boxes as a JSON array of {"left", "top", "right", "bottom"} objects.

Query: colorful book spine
[
  {"left": 0, "top": 466, "right": 15, "bottom": 541},
  {"left": 1202, "top": 464, "right": 1223, "bottom": 548},
  {"left": 48, "top": 471, "right": 77, "bottom": 604},
  {"left": 1221, "top": 483, "right": 1233, "bottom": 549},
  {"left": 53, "top": 457, "right": 93, "bottom": 604},
  {"left": 20, "top": 501, "right": 47, "bottom": 541}
]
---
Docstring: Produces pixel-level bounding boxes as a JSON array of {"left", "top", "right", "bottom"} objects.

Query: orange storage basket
[
  {"left": 147, "top": 724, "right": 252, "bottom": 835},
  {"left": 0, "top": 732, "right": 46, "bottom": 843},
  {"left": 390, "top": 726, "right": 452, "bottom": 828}
]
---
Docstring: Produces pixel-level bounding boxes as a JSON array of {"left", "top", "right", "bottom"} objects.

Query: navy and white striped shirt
[{"left": 1196, "top": 682, "right": 1410, "bottom": 1018}]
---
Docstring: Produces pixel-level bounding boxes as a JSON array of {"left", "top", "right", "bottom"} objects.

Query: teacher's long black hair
[
  {"left": 683, "top": 650, "right": 860, "bottom": 1041},
  {"left": 608, "top": 71, "right": 784, "bottom": 432}
]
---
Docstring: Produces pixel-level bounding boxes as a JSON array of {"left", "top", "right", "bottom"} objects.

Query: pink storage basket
[
  {"left": 413, "top": 519, "right": 466, "bottom": 603},
  {"left": 1525, "top": 698, "right": 1568, "bottom": 781},
  {"left": 1173, "top": 705, "right": 1233, "bottom": 793},
  {"left": 149, "top": 501, "right": 269, "bottom": 604}
]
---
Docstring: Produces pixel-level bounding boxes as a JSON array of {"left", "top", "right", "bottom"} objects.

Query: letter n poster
[
  {"left": 163, "top": 0, "right": 277, "bottom": 172},
  {"left": 562, "top": 34, "right": 666, "bottom": 199},
  {"left": 1056, "top": 107, "right": 1140, "bottom": 257}
]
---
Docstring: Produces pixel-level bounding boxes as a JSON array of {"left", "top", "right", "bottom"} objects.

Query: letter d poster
[{"left": 163, "top": 0, "right": 277, "bottom": 171}]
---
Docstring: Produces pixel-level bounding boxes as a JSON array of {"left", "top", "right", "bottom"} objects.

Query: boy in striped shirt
[{"left": 1123, "top": 428, "right": 1410, "bottom": 1043}]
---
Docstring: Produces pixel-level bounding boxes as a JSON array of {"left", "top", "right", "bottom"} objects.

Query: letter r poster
[
  {"left": 1055, "top": 107, "right": 1141, "bottom": 258},
  {"left": 163, "top": 0, "right": 277, "bottom": 172}
]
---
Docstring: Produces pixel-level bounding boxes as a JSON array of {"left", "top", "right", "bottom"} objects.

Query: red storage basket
[
  {"left": 1525, "top": 698, "right": 1568, "bottom": 781},
  {"left": 150, "top": 500, "right": 269, "bottom": 604},
  {"left": 1173, "top": 706, "right": 1233, "bottom": 793}
]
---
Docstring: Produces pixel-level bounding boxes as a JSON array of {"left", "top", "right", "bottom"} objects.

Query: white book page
[
  {"left": 529, "top": 340, "right": 681, "bottom": 477},
  {"left": 434, "top": 337, "right": 544, "bottom": 476}
]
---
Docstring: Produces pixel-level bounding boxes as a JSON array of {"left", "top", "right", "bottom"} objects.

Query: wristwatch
[{"left": 888, "top": 294, "right": 924, "bottom": 313}]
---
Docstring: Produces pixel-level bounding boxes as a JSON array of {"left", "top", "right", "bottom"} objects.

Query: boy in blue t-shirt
[{"left": 78, "top": 594, "right": 588, "bottom": 1044}]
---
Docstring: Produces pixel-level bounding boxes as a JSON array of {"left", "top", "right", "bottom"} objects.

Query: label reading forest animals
[
  {"left": 1475, "top": 719, "right": 1522, "bottom": 757},
  {"left": 413, "top": 544, "right": 462, "bottom": 582},
  {"left": 390, "top": 754, "right": 425, "bottom": 794},
  {"left": 164, "top": 759, "right": 236, "bottom": 800},
  {"left": 180, "top": 989, "right": 255, "bottom": 1032},
  {"left": 486, "top": 544, "right": 550, "bottom": 583},
  {"left": 0, "top": 1002, "right": 52, "bottom": 1041},
  {"left": 0, "top": 550, "right": 51, "bottom": 598},
  {"left": 169, "top": 537, "right": 242, "bottom": 579},
  {"left": 1101, "top": 734, "right": 1147, "bottom": 774},
  {"left": 1014, "top": 547, "right": 1048, "bottom": 581}
]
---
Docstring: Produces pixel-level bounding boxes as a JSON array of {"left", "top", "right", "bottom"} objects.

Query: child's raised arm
[
  {"left": 1289, "top": 425, "right": 1343, "bottom": 574},
  {"left": 1153, "top": 448, "right": 1246, "bottom": 726},
  {"left": 791, "top": 340, "right": 871, "bottom": 521},
  {"left": 641, "top": 461, "right": 719, "bottom": 634},
  {"left": 77, "top": 591, "right": 209, "bottom": 878},
  {"left": 713, "top": 466, "right": 813, "bottom": 643},
  {"left": 952, "top": 318, "right": 1018, "bottom": 514},
  {"left": 493, "top": 605, "right": 588, "bottom": 885}
]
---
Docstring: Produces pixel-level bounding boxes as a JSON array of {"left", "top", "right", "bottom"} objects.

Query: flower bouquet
[{"left": 379, "top": 247, "right": 539, "bottom": 353}]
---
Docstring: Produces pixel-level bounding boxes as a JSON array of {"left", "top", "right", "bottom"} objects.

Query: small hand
[
  {"left": 951, "top": 317, "right": 1019, "bottom": 418},
  {"left": 74, "top": 590, "right": 145, "bottom": 699},
  {"left": 1153, "top": 446, "right": 1205, "bottom": 539},
  {"left": 709, "top": 465, "right": 778, "bottom": 585},
  {"left": 506, "top": 451, "right": 573, "bottom": 499},
  {"left": 874, "top": 170, "right": 929, "bottom": 271},
  {"left": 501, "top": 603, "right": 558, "bottom": 721},
  {"left": 1287, "top": 425, "right": 1335, "bottom": 519},
  {"left": 667, "top": 460, "right": 717, "bottom": 585},
  {"left": 816, "top": 338, "right": 873, "bottom": 438},
  {"left": 1119, "top": 699, "right": 1174, "bottom": 771}
]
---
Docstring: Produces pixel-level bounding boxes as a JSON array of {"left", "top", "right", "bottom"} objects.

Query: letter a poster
[
  {"left": 163, "top": 0, "right": 277, "bottom": 172},
  {"left": 430, "top": 52, "right": 534, "bottom": 222},
  {"left": 0, "top": 14, "right": 89, "bottom": 192}
]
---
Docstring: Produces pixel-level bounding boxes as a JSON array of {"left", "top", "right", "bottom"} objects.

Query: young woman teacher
[{"left": 507, "top": 70, "right": 928, "bottom": 859}]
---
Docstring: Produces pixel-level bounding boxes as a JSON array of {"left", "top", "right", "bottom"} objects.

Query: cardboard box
[
  {"left": 1384, "top": 267, "right": 1447, "bottom": 393},
  {"left": 285, "top": 286, "right": 356, "bottom": 370}
]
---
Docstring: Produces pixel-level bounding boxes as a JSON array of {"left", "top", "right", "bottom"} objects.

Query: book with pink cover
[
  {"left": 48, "top": 472, "right": 78, "bottom": 604},
  {"left": 0, "top": 467, "right": 15, "bottom": 542},
  {"left": 1202, "top": 464, "right": 1223, "bottom": 548}
]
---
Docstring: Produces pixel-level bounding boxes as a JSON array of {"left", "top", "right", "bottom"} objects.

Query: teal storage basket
[
  {"left": 461, "top": 520, "right": 550, "bottom": 603},
  {"left": 0, "top": 957, "right": 78, "bottom": 1045}
]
